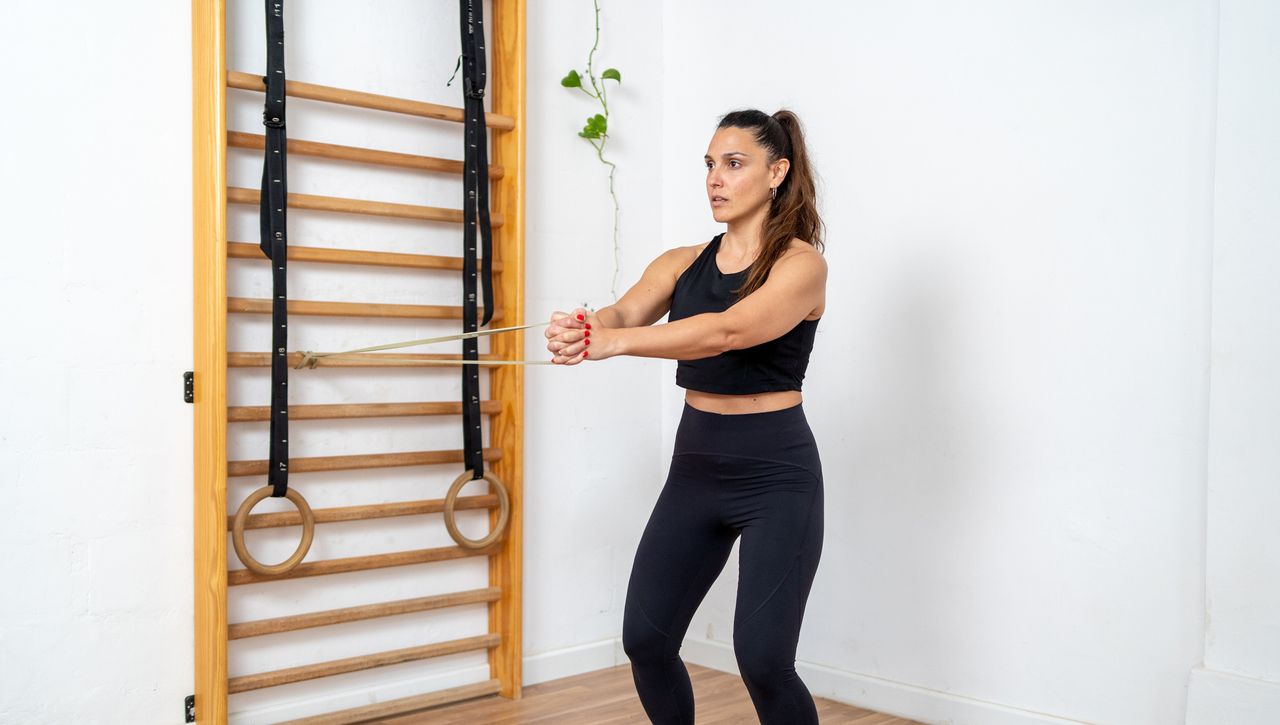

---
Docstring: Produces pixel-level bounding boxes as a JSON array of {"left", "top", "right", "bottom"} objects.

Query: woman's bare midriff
[{"left": 684, "top": 389, "right": 803, "bottom": 415}]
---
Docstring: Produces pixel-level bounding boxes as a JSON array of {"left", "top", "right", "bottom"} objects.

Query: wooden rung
[
  {"left": 228, "top": 400, "right": 503, "bottom": 422},
  {"left": 227, "top": 131, "right": 505, "bottom": 179},
  {"left": 277, "top": 678, "right": 502, "bottom": 724},
  {"left": 229, "top": 587, "right": 502, "bottom": 639},
  {"left": 229, "top": 351, "right": 500, "bottom": 368},
  {"left": 227, "top": 633, "right": 502, "bottom": 693},
  {"left": 226, "top": 70, "right": 516, "bottom": 131},
  {"left": 227, "top": 447, "right": 502, "bottom": 477},
  {"left": 226, "top": 296, "right": 503, "bottom": 322},
  {"left": 226, "top": 241, "right": 505, "bottom": 273},
  {"left": 228, "top": 542, "right": 499, "bottom": 586},
  {"left": 228, "top": 493, "right": 501, "bottom": 531},
  {"left": 227, "top": 186, "right": 507, "bottom": 227}
]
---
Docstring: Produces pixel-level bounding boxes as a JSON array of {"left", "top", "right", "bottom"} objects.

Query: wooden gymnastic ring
[
  {"left": 231, "top": 486, "right": 316, "bottom": 576},
  {"left": 443, "top": 469, "right": 510, "bottom": 550}
]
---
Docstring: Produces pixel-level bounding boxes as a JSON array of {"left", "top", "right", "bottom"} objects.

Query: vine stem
[{"left": 577, "top": 0, "right": 621, "bottom": 301}]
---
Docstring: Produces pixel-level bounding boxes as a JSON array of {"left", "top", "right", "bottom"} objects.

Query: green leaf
[
  {"left": 582, "top": 113, "right": 607, "bottom": 138},
  {"left": 601, "top": 68, "right": 621, "bottom": 83},
  {"left": 560, "top": 69, "right": 582, "bottom": 88}
]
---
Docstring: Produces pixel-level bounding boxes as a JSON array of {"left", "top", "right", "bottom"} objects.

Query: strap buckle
[
  {"left": 261, "top": 75, "right": 286, "bottom": 127},
  {"left": 262, "top": 107, "right": 285, "bottom": 129},
  {"left": 463, "top": 75, "right": 485, "bottom": 100}
]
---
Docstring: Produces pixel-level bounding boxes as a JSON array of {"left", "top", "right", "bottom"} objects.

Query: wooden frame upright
[{"left": 191, "top": 1, "right": 526, "bottom": 721}]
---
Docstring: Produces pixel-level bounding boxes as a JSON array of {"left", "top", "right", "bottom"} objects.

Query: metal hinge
[
  {"left": 184, "top": 694, "right": 195, "bottom": 722},
  {"left": 183, "top": 371, "right": 194, "bottom": 404}
]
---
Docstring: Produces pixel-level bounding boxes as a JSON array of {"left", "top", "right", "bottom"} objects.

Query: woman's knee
[
  {"left": 622, "top": 600, "right": 669, "bottom": 663},
  {"left": 732, "top": 622, "right": 796, "bottom": 686}
]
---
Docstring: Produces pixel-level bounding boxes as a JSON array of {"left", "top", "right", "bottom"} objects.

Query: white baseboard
[{"left": 1186, "top": 666, "right": 1280, "bottom": 725}]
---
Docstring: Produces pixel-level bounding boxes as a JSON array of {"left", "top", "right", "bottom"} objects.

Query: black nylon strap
[
  {"left": 459, "top": 0, "right": 494, "bottom": 479},
  {"left": 260, "top": 0, "right": 290, "bottom": 497}
]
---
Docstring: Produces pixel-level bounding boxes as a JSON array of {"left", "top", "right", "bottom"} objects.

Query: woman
[{"left": 546, "top": 108, "right": 826, "bottom": 724}]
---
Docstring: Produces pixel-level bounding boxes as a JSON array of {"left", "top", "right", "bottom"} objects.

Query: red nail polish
[
  {"left": 585, "top": 338, "right": 590, "bottom": 345},
  {"left": 585, "top": 323, "right": 592, "bottom": 330},
  {"left": 583, "top": 350, "right": 589, "bottom": 358},
  {"left": 576, "top": 314, "right": 584, "bottom": 321}
]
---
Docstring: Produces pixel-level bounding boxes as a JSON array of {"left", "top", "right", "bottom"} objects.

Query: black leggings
[{"left": 623, "top": 401, "right": 824, "bottom": 724}]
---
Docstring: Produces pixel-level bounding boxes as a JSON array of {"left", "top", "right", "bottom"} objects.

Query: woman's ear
[{"left": 772, "top": 158, "right": 791, "bottom": 187}]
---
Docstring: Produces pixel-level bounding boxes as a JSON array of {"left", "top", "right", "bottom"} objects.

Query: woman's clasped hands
[{"left": 546, "top": 307, "right": 614, "bottom": 365}]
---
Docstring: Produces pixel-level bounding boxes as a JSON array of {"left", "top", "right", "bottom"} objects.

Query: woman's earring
[{"left": 769, "top": 186, "right": 777, "bottom": 200}]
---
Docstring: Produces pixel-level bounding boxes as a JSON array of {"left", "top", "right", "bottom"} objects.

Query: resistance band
[{"left": 296, "top": 321, "right": 555, "bottom": 369}]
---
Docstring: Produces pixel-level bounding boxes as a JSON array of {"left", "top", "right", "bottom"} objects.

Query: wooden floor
[{"left": 379, "top": 663, "right": 925, "bottom": 724}]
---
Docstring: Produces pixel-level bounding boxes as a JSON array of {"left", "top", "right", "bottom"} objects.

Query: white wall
[
  {"left": 660, "top": 2, "right": 1223, "bottom": 724},
  {"left": 1, "top": 1, "right": 1276, "bottom": 724},
  {"left": 1186, "top": 1, "right": 1280, "bottom": 723},
  {"left": 522, "top": 0, "right": 666, "bottom": 687},
  {"left": 0, "top": 2, "right": 195, "bottom": 723}
]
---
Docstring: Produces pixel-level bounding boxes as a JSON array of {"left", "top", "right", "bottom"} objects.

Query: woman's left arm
[{"left": 581, "top": 249, "right": 826, "bottom": 362}]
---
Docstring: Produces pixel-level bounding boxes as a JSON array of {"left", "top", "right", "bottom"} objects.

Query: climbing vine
[{"left": 560, "top": 0, "right": 623, "bottom": 301}]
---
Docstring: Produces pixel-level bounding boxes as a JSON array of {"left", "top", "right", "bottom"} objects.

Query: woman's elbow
[{"left": 719, "top": 318, "right": 745, "bottom": 354}]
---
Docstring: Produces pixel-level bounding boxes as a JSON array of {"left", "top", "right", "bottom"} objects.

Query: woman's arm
[
  {"left": 548, "top": 245, "right": 692, "bottom": 364},
  {"left": 592, "top": 306, "right": 627, "bottom": 329},
  {"left": 607, "top": 312, "right": 729, "bottom": 360},
  {"left": 590, "top": 247, "right": 693, "bottom": 328},
  {"left": 589, "top": 247, "right": 826, "bottom": 362}
]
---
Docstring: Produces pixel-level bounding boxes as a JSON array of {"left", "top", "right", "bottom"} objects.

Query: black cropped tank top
[{"left": 668, "top": 233, "right": 820, "bottom": 394}]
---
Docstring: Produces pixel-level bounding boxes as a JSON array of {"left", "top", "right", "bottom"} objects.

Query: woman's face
[{"left": 705, "top": 125, "right": 787, "bottom": 224}]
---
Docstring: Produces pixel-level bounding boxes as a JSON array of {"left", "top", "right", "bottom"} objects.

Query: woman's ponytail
[{"left": 716, "top": 108, "right": 825, "bottom": 300}]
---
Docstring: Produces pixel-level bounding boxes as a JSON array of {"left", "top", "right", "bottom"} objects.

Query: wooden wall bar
[
  {"left": 489, "top": 0, "right": 527, "bottom": 701},
  {"left": 225, "top": 240, "right": 507, "bottom": 272},
  {"left": 226, "top": 70, "right": 516, "bottom": 130},
  {"left": 193, "top": 1, "right": 526, "bottom": 720},
  {"left": 191, "top": 0, "right": 229, "bottom": 720},
  {"left": 227, "top": 131, "right": 506, "bottom": 178},
  {"left": 225, "top": 186, "right": 507, "bottom": 227}
]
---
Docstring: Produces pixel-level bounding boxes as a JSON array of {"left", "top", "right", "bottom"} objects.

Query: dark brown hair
[{"left": 716, "top": 108, "right": 825, "bottom": 300}]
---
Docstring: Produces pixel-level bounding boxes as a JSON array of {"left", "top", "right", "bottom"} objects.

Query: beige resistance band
[{"left": 295, "top": 320, "right": 567, "bottom": 369}]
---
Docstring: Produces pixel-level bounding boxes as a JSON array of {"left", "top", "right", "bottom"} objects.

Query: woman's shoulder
[
  {"left": 683, "top": 240, "right": 715, "bottom": 260},
  {"left": 779, "top": 237, "right": 826, "bottom": 268},
  {"left": 784, "top": 236, "right": 820, "bottom": 252},
  {"left": 665, "top": 239, "right": 714, "bottom": 281}
]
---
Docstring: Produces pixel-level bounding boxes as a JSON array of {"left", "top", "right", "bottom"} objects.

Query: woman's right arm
[{"left": 592, "top": 246, "right": 691, "bottom": 328}]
